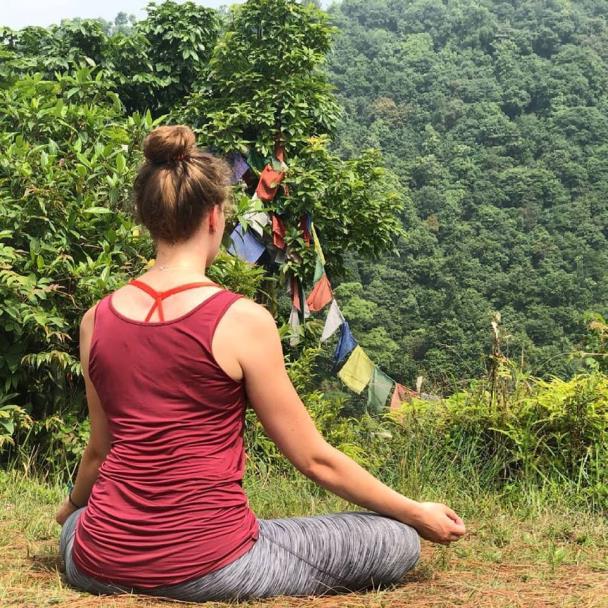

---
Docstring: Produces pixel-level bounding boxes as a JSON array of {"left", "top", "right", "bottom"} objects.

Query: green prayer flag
[
  {"left": 313, "top": 257, "right": 325, "bottom": 284},
  {"left": 367, "top": 367, "right": 394, "bottom": 412}
]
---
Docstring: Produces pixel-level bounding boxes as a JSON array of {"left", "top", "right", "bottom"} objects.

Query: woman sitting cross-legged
[{"left": 55, "top": 124, "right": 466, "bottom": 602}]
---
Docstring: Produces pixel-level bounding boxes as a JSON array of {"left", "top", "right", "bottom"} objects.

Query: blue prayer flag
[
  {"left": 228, "top": 224, "right": 266, "bottom": 263},
  {"left": 230, "top": 153, "right": 250, "bottom": 184},
  {"left": 334, "top": 321, "right": 357, "bottom": 366}
]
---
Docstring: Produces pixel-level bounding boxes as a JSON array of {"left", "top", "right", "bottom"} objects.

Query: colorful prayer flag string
[{"left": 227, "top": 142, "right": 416, "bottom": 413}]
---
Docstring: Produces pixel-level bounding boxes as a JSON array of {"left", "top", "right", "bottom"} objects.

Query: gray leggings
[{"left": 60, "top": 507, "right": 420, "bottom": 601}]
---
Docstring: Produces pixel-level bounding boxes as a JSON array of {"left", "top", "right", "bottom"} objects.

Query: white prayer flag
[
  {"left": 289, "top": 306, "right": 301, "bottom": 346},
  {"left": 320, "top": 299, "right": 344, "bottom": 342},
  {"left": 243, "top": 193, "right": 270, "bottom": 237},
  {"left": 243, "top": 210, "right": 269, "bottom": 237}
]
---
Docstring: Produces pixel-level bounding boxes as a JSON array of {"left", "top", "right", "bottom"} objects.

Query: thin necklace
[
  {"left": 153, "top": 263, "right": 205, "bottom": 272},
  {"left": 149, "top": 264, "right": 214, "bottom": 285}
]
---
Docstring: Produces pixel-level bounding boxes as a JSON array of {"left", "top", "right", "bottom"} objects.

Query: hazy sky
[{"left": 2, "top": 0, "right": 247, "bottom": 29}]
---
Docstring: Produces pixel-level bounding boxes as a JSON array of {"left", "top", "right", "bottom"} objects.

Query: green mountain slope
[{"left": 328, "top": 0, "right": 608, "bottom": 385}]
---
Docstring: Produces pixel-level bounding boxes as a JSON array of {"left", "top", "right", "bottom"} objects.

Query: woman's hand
[
  {"left": 55, "top": 497, "right": 79, "bottom": 526},
  {"left": 412, "top": 502, "right": 466, "bottom": 545}
]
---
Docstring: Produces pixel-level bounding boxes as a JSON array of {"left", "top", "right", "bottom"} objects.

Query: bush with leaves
[
  {"left": 0, "top": 66, "right": 151, "bottom": 466},
  {"left": 0, "top": 2, "right": 222, "bottom": 117},
  {"left": 392, "top": 367, "right": 608, "bottom": 509},
  {"left": 0, "top": 1, "right": 407, "bottom": 474}
]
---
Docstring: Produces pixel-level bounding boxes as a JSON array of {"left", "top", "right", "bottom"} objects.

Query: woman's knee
[
  {"left": 59, "top": 507, "right": 86, "bottom": 558},
  {"left": 367, "top": 515, "right": 421, "bottom": 580},
  {"left": 393, "top": 521, "right": 421, "bottom": 576}
]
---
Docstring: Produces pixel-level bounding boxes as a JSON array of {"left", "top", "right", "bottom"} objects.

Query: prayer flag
[
  {"left": 303, "top": 294, "right": 311, "bottom": 319},
  {"left": 227, "top": 224, "right": 265, "bottom": 263},
  {"left": 300, "top": 215, "right": 312, "bottom": 246},
  {"left": 311, "top": 222, "right": 326, "bottom": 266},
  {"left": 367, "top": 367, "right": 394, "bottom": 412},
  {"left": 334, "top": 321, "right": 357, "bottom": 365},
  {"left": 290, "top": 274, "right": 301, "bottom": 312},
  {"left": 306, "top": 273, "right": 333, "bottom": 312},
  {"left": 272, "top": 213, "right": 286, "bottom": 250},
  {"left": 321, "top": 300, "right": 344, "bottom": 342},
  {"left": 390, "top": 383, "right": 415, "bottom": 410},
  {"left": 230, "top": 153, "right": 249, "bottom": 184},
  {"left": 313, "top": 257, "right": 325, "bottom": 284},
  {"left": 274, "top": 141, "right": 286, "bottom": 164},
  {"left": 337, "top": 346, "right": 374, "bottom": 394},
  {"left": 289, "top": 274, "right": 310, "bottom": 320},
  {"left": 242, "top": 199, "right": 270, "bottom": 238},
  {"left": 256, "top": 165, "right": 285, "bottom": 202},
  {"left": 289, "top": 306, "right": 301, "bottom": 346}
]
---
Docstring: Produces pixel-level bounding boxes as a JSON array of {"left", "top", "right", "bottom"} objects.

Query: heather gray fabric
[{"left": 60, "top": 507, "right": 420, "bottom": 601}]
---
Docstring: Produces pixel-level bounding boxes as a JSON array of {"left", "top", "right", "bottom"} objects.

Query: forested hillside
[
  {"left": 1, "top": 7, "right": 606, "bottom": 605},
  {"left": 328, "top": 0, "right": 608, "bottom": 385}
]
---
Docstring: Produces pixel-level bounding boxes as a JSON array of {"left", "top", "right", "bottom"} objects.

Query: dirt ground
[{"left": 3, "top": 532, "right": 607, "bottom": 608}]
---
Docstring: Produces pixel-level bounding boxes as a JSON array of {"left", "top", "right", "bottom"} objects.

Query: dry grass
[{"left": 1, "top": 472, "right": 607, "bottom": 608}]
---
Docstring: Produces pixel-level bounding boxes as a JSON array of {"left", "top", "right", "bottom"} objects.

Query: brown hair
[{"left": 134, "top": 125, "right": 232, "bottom": 244}]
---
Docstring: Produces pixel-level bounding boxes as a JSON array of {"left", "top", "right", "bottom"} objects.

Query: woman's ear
[{"left": 208, "top": 205, "right": 219, "bottom": 233}]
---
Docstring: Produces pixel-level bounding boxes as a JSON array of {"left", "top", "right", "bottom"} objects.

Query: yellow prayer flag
[
  {"left": 310, "top": 222, "right": 326, "bottom": 266},
  {"left": 337, "top": 346, "right": 374, "bottom": 394}
]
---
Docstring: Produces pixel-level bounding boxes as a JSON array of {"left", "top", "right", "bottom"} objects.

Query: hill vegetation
[{"left": 328, "top": 0, "right": 608, "bottom": 386}]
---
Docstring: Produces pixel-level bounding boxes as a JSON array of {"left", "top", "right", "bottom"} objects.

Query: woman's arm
[
  {"left": 229, "top": 299, "right": 466, "bottom": 545},
  {"left": 55, "top": 304, "right": 112, "bottom": 525}
]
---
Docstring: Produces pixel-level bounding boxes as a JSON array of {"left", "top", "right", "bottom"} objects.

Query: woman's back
[{"left": 71, "top": 279, "right": 259, "bottom": 589}]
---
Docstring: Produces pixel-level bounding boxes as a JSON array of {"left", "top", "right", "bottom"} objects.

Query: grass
[{"left": 0, "top": 468, "right": 607, "bottom": 608}]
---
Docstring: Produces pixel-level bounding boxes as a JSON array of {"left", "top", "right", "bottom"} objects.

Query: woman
[{"left": 56, "top": 125, "right": 466, "bottom": 602}]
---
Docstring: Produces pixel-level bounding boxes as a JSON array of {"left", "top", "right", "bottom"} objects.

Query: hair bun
[{"left": 143, "top": 125, "right": 196, "bottom": 165}]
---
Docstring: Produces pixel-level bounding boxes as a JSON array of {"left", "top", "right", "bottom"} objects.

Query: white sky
[{"left": 2, "top": 0, "right": 246, "bottom": 29}]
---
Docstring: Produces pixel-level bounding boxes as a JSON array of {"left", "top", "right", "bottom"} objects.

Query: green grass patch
[{"left": 1, "top": 468, "right": 606, "bottom": 608}]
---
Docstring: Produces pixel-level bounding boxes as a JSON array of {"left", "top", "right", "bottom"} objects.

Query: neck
[{"left": 153, "top": 241, "right": 210, "bottom": 274}]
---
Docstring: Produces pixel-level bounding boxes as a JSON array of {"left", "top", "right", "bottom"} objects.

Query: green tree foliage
[
  {"left": 328, "top": 0, "right": 608, "bottom": 385},
  {"left": 0, "top": 2, "right": 222, "bottom": 116},
  {"left": 0, "top": 65, "right": 151, "bottom": 455},
  {"left": 121, "top": 1, "right": 222, "bottom": 114},
  {"left": 252, "top": 345, "right": 608, "bottom": 510},
  {"left": 180, "top": 0, "right": 340, "bottom": 152},
  {"left": 176, "top": 0, "right": 405, "bottom": 285}
]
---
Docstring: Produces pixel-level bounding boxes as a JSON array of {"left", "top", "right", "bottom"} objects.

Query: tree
[{"left": 176, "top": 0, "right": 405, "bottom": 289}]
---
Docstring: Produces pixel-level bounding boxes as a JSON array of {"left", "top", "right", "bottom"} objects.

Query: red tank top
[{"left": 71, "top": 280, "right": 259, "bottom": 589}]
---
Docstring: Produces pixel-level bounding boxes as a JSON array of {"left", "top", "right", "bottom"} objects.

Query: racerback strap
[{"left": 128, "top": 279, "right": 220, "bottom": 323}]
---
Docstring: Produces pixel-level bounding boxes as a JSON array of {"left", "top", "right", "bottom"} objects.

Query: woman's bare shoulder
[
  {"left": 226, "top": 295, "right": 277, "bottom": 328},
  {"left": 80, "top": 301, "right": 101, "bottom": 334}
]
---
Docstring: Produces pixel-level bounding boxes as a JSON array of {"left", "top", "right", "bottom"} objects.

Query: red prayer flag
[
  {"left": 274, "top": 141, "right": 286, "bottom": 164},
  {"left": 272, "top": 214, "right": 286, "bottom": 250},
  {"left": 291, "top": 274, "right": 302, "bottom": 312},
  {"left": 306, "top": 273, "right": 333, "bottom": 312},
  {"left": 256, "top": 165, "right": 285, "bottom": 202},
  {"left": 390, "top": 383, "right": 416, "bottom": 410}
]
